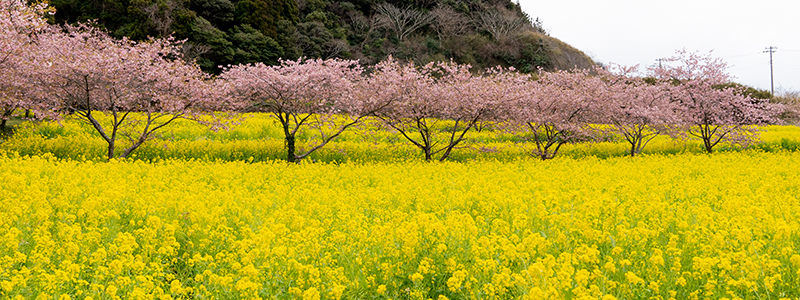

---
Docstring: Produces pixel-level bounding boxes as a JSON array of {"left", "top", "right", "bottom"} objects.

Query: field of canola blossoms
[
  {"left": 1, "top": 115, "right": 800, "bottom": 300},
  {"left": 3, "top": 114, "right": 800, "bottom": 163}
]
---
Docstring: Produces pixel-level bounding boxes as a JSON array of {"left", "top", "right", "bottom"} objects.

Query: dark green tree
[
  {"left": 229, "top": 24, "right": 284, "bottom": 65},
  {"left": 295, "top": 21, "right": 333, "bottom": 58},
  {"left": 190, "top": 16, "right": 234, "bottom": 72},
  {"left": 190, "top": 0, "right": 235, "bottom": 28},
  {"left": 49, "top": 0, "right": 129, "bottom": 32},
  {"left": 235, "top": 0, "right": 299, "bottom": 38},
  {"left": 276, "top": 19, "right": 302, "bottom": 60}
]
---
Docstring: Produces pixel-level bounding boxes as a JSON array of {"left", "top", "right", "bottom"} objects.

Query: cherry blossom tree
[
  {"left": 593, "top": 65, "right": 680, "bottom": 156},
  {"left": 0, "top": 0, "right": 50, "bottom": 129},
  {"left": 219, "top": 58, "right": 380, "bottom": 163},
  {"left": 509, "top": 69, "right": 597, "bottom": 160},
  {"left": 364, "top": 59, "right": 525, "bottom": 161},
  {"left": 651, "top": 50, "right": 780, "bottom": 153},
  {"left": 29, "top": 24, "right": 215, "bottom": 160}
]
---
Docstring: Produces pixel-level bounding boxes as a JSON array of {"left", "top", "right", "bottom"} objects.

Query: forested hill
[{"left": 47, "top": 0, "right": 595, "bottom": 73}]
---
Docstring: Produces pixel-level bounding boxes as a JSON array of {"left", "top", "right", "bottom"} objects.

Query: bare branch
[
  {"left": 474, "top": 6, "right": 526, "bottom": 41},
  {"left": 430, "top": 5, "right": 472, "bottom": 40},
  {"left": 374, "top": 2, "right": 433, "bottom": 42}
]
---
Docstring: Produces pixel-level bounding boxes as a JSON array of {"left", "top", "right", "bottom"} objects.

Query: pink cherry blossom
[
  {"left": 362, "top": 58, "right": 525, "bottom": 161},
  {"left": 27, "top": 23, "right": 214, "bottom": 159},
  {"left": 591, "top": 64, "right": 681, "bottom": 156},
  {"left": 507, "top": 68, "right": 597, "bottom": 160},
  {"left": 650, "top": 50, "right": 780, "bottom": 152},
  {"left": 218, "top": 58, "right": 370, "bottom": 163},
  {"left": 0, "top": 0, "right": 51, "bottom": 128}
]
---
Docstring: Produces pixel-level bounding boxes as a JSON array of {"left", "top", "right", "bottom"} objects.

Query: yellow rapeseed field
[
  {"left": 1, "top": 150, "right": 799, "bottom": 300},
  {"left": 5, "top": 113, "right": 800, "bottom": 162}
]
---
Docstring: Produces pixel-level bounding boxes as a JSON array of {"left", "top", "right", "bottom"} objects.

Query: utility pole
[
  {"left": 655, "top": 58, "right": 663, "bottom": 69},
  {"left": 764, "top": 46, "right": 777, "bottom": 95}
]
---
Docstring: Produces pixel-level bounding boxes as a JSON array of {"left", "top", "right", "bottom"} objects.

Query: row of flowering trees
[{"left": 2, "top": 0, "right": 782, "bottom": 162}]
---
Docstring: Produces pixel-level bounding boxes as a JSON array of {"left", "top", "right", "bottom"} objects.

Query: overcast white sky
[{"left": 517, "top": 0, "right": 800, "bottom": 93}]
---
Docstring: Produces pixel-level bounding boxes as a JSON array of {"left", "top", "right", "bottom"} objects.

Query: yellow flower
[
  {"left": 3, "top": 124, "right": 800, "bottom": 299},
  {"left": 601, "top": 295, "right": 618, "bottom": 300},
  {"left": 302, "top": 287, "right": 320, "bottom": 300},
  {"left": 625, "top": 272, "right": 644, "bottom": 285},
  {"left": 1, "top": 280, "right": 14, "bottom": 293},
  {"left": 676, "top": 276, "right": 687, "bottom": 287},
  {"left": 105, "top": 285, "right": 118, "bottom": 297}
]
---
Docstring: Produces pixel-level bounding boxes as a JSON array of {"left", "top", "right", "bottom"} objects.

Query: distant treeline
[{"left": 45, "top": 0, "right": 595, "bottom": 72}]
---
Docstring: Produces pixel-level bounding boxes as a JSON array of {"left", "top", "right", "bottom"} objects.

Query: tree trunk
[
  {"left": 536, "top": 142, "right": 552, "bottom": 160},
  {"left": 1, "top": 109, "right": 12, "bottom": 130},
  {"left": 286, "top": 134, "right": 297, "bottom": 163},
  {"left": 700, "top": 124, "right": 715, "bottom": 153},
  {"left": 0, "top": 118, "right": 8, "bottom": 138},
  {"left": 534, "top": 140, "right": 548, "bottom": 160},
  {"left": 106, "top": 141, "right": 116, "bottom": 160},
  {"left": 703, "top": 138, "right": 714, "bottom": 153},
  {"left": 629, "top": 137, "right": 639, "bottom": 157}
]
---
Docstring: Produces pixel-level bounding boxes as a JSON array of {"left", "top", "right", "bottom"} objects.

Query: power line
[
  {"left": 764, "top": 46, "right": 777, "bottom": 95},
  {"left": 723, "top": 52, "right": 762, "bottom": 59}
]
